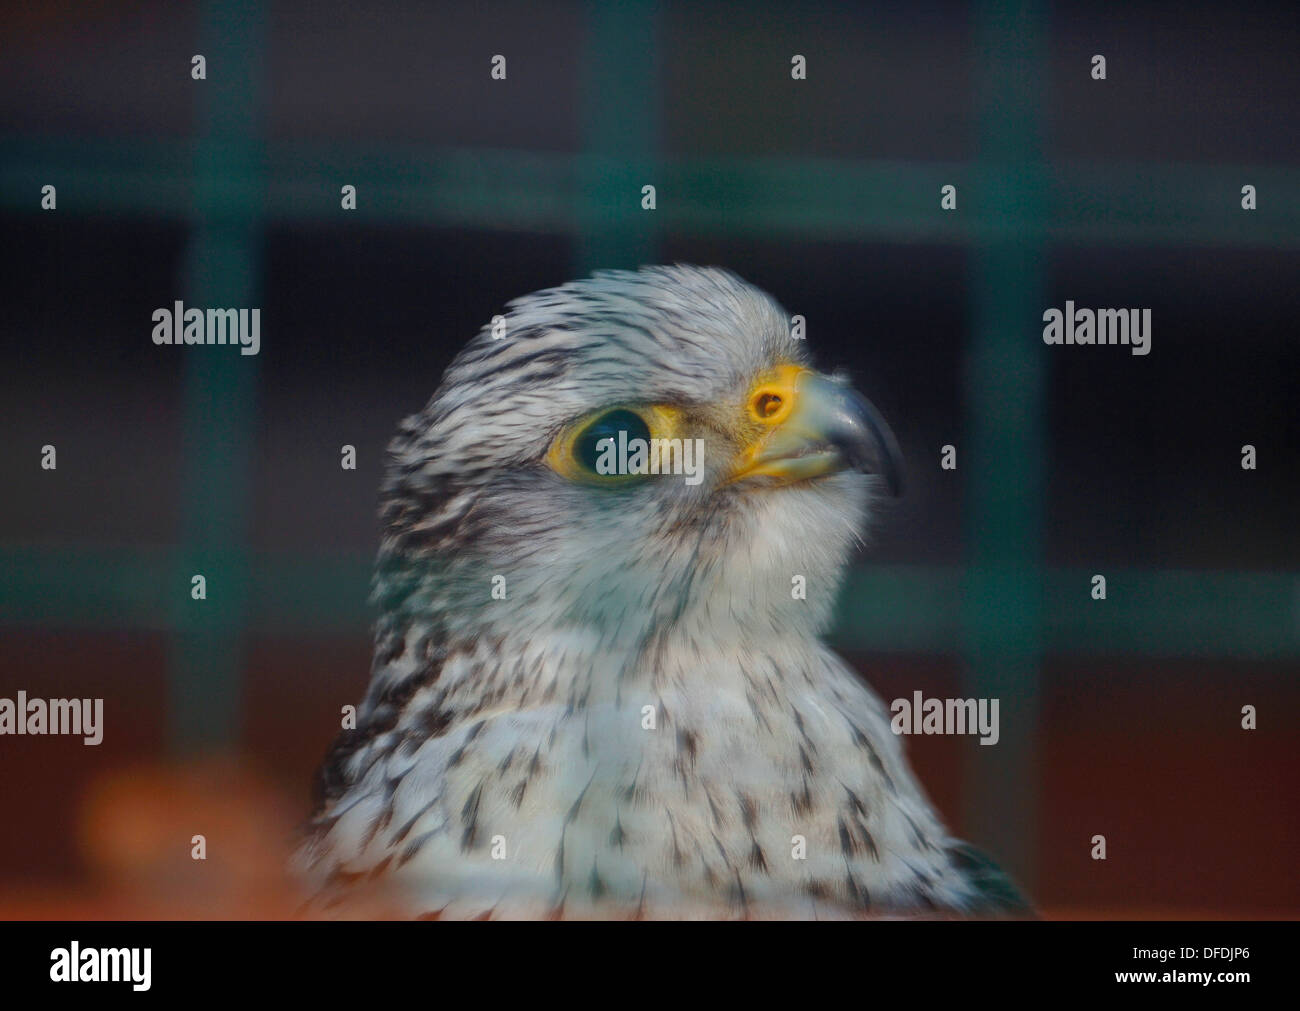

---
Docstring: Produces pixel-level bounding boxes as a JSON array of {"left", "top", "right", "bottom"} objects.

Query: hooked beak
[{"left": 729, "top": 367, "right": 904, "bottom": 496}]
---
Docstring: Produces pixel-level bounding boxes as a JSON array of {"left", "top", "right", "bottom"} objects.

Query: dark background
[{"left": 0, "top": 0, "right": 1296, "bottom": 917}]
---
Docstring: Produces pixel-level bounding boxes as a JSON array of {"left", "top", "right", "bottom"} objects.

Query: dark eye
[{"left": 574, "top": 408, "right": 652, "bottom": 472}]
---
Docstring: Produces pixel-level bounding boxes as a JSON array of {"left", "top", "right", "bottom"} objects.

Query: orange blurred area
[{"left": 2, "top": 756, "right": 305, "bottom": 920}]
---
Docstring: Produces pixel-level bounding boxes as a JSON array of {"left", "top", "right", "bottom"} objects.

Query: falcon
[{"left": 298, "top": 265, "right": 1027, "bottom": 919}]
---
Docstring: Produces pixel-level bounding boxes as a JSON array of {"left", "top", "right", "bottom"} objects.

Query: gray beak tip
[{"left": 838, "top": 384, "right": 905, "bottom": 499}]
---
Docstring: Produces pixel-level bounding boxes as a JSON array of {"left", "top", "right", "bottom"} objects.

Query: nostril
[{"left": 753, "top": 391, "right": 783, "bottom": 420}]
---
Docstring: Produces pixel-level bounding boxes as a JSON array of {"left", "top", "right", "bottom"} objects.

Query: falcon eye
[
  {"left": 754, "top": 392, "right": 783, "bottom": 418},
  {"left": 545, "top": 404, "right": 684, "bottom": 485},
  {"left": 574, "top": 409, "right": 652, "bottom": 471}
]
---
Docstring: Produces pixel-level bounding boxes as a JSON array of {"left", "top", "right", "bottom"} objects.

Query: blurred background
[{"left": 0, "top": 0, "right": 1297, "bottom": 918}]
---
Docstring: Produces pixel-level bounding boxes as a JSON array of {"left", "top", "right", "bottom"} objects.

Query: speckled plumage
[{"left": 297, "top": 265, "right": 1026, "bottom": 919}]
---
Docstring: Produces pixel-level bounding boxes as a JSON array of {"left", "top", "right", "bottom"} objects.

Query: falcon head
[
  {"left": 375, "top": 265, "right": 903, "bottom": 653},
  {"left": 305, "top": 265, "right": 1028, "bottom": 919}
]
